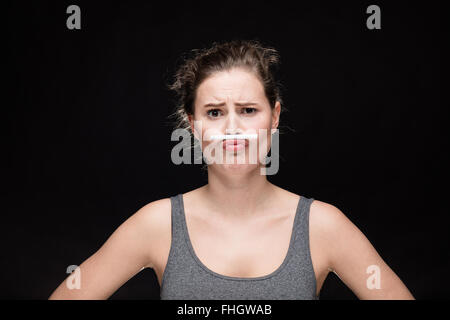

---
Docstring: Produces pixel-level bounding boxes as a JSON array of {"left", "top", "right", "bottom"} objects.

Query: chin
[{"left": 215, "top": 162, "right": 260, "bottom": 173}]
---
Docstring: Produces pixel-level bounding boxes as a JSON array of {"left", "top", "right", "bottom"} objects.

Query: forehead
[{"left": 196, "top": 68, "right": 266, "bottom": 102}]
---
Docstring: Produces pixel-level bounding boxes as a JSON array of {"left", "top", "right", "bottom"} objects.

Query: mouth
[{"left": 222, "top": 138, "right": 248, "bottom": 151}]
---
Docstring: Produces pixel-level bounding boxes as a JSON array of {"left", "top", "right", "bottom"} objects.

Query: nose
[{"left": 224, "top": 110, "right": 243, "bottom": 135}]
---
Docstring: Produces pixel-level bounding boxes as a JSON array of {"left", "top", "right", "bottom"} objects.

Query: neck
[{"left": 200, "top": 164, "right": 277, "bottom": 219}]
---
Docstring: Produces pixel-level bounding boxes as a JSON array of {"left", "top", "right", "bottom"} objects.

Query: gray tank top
[{"left": 160, "top": 193, "right": 318, "bottom": 300}]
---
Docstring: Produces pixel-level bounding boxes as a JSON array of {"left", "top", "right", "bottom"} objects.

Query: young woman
[{"left": 49, "top": 40, "right": 414, "bottom": 300}]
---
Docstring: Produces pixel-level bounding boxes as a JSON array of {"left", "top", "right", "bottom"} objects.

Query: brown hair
[{"left": 167, "top": 39, "right": 285, "bottom": 134}]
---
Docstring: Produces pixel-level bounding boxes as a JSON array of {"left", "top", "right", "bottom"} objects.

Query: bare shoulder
[
  {"left": 308, "top": 199, "right": 415, "bottom": 299},
  {"left": 272, "top": 186, "right": 349, "bottom": 230},
  {"left": 309, "top": 199, "right": 352, "bottom": 233},
  {"left": 308, "top": 199, "right": 360, "bottom": 270},
  {"left": 309, "top": 199, "right": 362, "bottom": 245},
  {"left": 308, "top": 198, "right": 377, "bottom": 272},
  {"left": 131, "top": 197, "right": 172, "bottom": 269},
  {"left": 134, "top": 197, "right": 172, "bottom": 228},
  {"left": 48, "top": 197, "right": 173, "bottom": 299}
]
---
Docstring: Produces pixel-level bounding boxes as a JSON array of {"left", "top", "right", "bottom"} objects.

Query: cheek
[
  {"left": 251, "top": 111, "right": 273, "bottom": 130},
  {"left": 199, "top": 123, "right": 221, "bottom": 149},
  {"left": 254, "top": 113, "right": 273, "bottom": 151}
]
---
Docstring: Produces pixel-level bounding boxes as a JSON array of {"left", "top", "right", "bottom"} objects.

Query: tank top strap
[
  {"left": 297, "top": 196, "right": 314, "bottom": 229},
  {"left": 168, "top": 194, "right": 186, "bottom": 250},
  {"left": 291, "top": 195, "right": 315, "bottom": 262}
]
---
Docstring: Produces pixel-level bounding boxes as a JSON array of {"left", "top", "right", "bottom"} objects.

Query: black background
[{"left": 3, "top": 1, "right": 446, "bottom": 299}]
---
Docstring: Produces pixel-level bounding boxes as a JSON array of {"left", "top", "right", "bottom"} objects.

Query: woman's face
[{"left": 189, "top": 67, "right": 281, "bottom": 171}]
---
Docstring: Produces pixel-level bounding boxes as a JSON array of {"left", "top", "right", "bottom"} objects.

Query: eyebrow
[{"left": 203, "top": 102, "right": 259, "bottom": 108}]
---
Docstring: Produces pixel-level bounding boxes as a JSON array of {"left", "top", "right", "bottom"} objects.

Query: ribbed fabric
[{"left": 160, "top": 193, "right": 318, "bottom": 300}]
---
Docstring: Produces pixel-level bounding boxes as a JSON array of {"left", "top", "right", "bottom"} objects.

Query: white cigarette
[{"left": 209, "top": 134, "right": 258, "bottom": 140}]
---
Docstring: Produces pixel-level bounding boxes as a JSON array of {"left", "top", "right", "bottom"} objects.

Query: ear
[
  {"left": 188, "top": 113, "right": 200, "bottom": 140},
  {"left": 271, "top": 101, "right": 281, "bottom": 131}
]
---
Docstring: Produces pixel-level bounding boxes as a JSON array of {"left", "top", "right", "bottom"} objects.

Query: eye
[
  {"left": 206, "top": 109, "right": 222, "bottom": 118},
  {"left": 242, "top": 107, "right": 257, "bottom": 114}
]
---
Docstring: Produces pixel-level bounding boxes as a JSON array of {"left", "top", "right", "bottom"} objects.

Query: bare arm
[
  {"left": 311, "top": 200, "right": 415, "bottom": 300},
  {"left": 48, "top": 198, "right": 169, "bottom": 300}
]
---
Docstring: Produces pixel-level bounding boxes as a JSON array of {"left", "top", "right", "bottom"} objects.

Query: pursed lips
[{"left": 222, "top": 139, "right": 248, "bottom": 147}]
